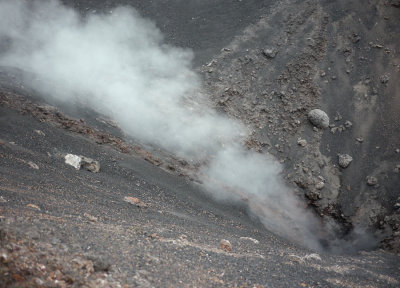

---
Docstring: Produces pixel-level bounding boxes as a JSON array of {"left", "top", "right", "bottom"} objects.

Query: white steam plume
[{"left": 0, "top": 0, "right": 328, "bottom": 251}]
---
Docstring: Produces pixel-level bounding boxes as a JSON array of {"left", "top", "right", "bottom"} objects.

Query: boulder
[{"left": 308, "top": 109, "right": 330, "bottom": 129}]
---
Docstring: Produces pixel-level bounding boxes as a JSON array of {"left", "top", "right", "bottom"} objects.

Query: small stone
[
  {"left": 315, "top": 182, "right": 325, "bottom": 190},
  {"left": 380, "top": 74, "right": 389, "bottom": 84},
  {"left": 356, "top": 137, "right": 364, "bottom": 143},
  {"left": 334, "top": 111, "right": 342, "bottom": 121},
  {"left": 366, "top": 176, "right": 378, "bottom": 186},
  {"left": 396, "top": 149, "right": 400, "bottom": 153},
  {"left": 0, "top": 250, "right": 8, "bottom": 263},
  {"left": 84, "top": 213, "right": 98, "bottom": 222},
  {"left": 297, "top": 138, "right": 307, "bottom": 147},
  {"left": 34, "top": 130, "right": 45, "bottom": 136},
  {"left": 338, "top": 154, "right": 353, "bottom": 168},
  {"left": 124, "top": 196, "right": 148, "bottom": 208},
  {"left": 239, "top": 237, "right": 259, "bottom": 244},
  {"left": 320, "top": 71, "right": 326, "bottom": 77},
  {"left": 80, "top": 156, "right": 100, "bottom": 173},
  {"left": 0, "top": 196, "right": 6, "bottom": 203},
  {"left": 305, "top": 191, "right": 321, "bottom": 201},
  {"left": 27, "top": 161, "right": 39, "bottom": 169},
  {"left": 344, "top": 120, "right": 353, "bottom": 128},
  {"left": 308, "top": 109, "right": 330, "bottom": 129},
  {"left": 26, "top": 203, "right": 41, "bottom": 211},
  {"left": 330, "top": 127, "right": 338, "bottom": 134},
  {"left": 220, "top": 239, "right": 232, "bottom": 252},
  {"left": 262, "top": 48, "right": 277, "bottom": 58}
]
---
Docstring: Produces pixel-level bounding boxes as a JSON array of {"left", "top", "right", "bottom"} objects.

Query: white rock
[
  {"left": 239, "top": 237, "right": 259, "bottom": 244},
  {"left": 308, "top": 109, "right": 330, "bottom": 129},
  {"left": 27, "top": 161, "right": 39, "bottom": 169},
  {"left": 65, "top": 154, "right": 82, "bottom": 170},
  {"left": 315, "top": 181, "right": 325, "bottom": 190},
  {"left": 297, "top": 138, "right": 307, "bottom": 147},
  {"left": 64, "top": 154, "right": 100, "bottom": 173}
]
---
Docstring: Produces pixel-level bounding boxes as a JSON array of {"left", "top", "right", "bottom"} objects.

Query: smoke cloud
[{"left": 0, "top": 0, "right": 360, "bottom": 252}]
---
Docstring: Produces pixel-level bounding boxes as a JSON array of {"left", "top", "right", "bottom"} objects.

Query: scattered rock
[
  {"left": 380, "top": 74, "right": 389, "bottom": 84},
  {"left": 396, "top": 149, "right": 400, "bottom": 153},
  {"left": 351, "top": 33, "right": 361, "bottom": 43},
  {"left": 315, "top": 181, "right": 325, "bottom": 190},
  {"left": 262, "top": 48, "right": 277, "bottom": 58},
  {"left": 366, "top": 176, "right": 378, "bottom": 186},
  {"left": 305, "top": 191, "right": 321, "bottom": 201},
  {"left": 26, "top": 203, "right": 41, "bottom": 211},
  {"left": 297, "top": 138, "right": 307, "bottom": 147},
  {"left": 308, "top": 109, "right": 329, "bottom": 129},
  {"left": 288, "top": 253, "right": 321, "bottom": 264},
  {"left": 330, "top": 127, "right": 338, "bottom": 134},
  {"left": 80, "top": 156, "right": 100, "bottom": 173},
  {"left": 84, "top": 213, "right": 98, "bottom": 222},
  {"left": 356, "top": 137, "right": 364, "bottom": 143},
  {"left": 334, "top": 111, "right": 342, "bottom": 121},
  {"left": 344, "top": 120, "right": 353, "bottom": 128},
  {"left": 27, "top": 161, "right": 39, "bottom": 169},
  {"left": 220, "top": 239, "right": 232, "bottom": 252},
  {"left": 239, "top": 237, "right": 259, "bottom": 244},
  {"left": 0, "top": 196, "right": 6, "bottom": 203},
  {"left": 124, "top": 196, "right": 148, "bottom": 208},
  {"left": 338, "top": 154, "right": 353, "bottom": 168},
  {"left": 303, "top": 253, "right": 322, "bottom": 261},
  {"left": 64, "top": 154, "right": 100, "bottom": 173},
  {"left": 34, "top": 130, "right": 45, "bottom": 136}
]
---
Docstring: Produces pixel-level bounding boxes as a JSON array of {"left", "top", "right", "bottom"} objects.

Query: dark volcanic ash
[{"left": 0, "top": 0, "right": 361, "bottom": 252}]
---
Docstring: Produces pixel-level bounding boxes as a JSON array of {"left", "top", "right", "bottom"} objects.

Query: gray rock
[
  {"left": 315, "top": 181, "right": 325, "bottom": 190},
  {"left": 338, "top": 154, "right": 353, "bottom": 168},
  {"left": 308, "top": 109, "right": 330, "bottom": 129},
  {"left": 80, "top": 156, "right": 100, "bottom": 173},
  {"left": 344, "top": 120, "right": 353, "bottom": 128},
  {"left": 380, "top": 74, "right": 389, "bottom": 84},
  {"left": 297, "top": 138, "right": 307, "bottom": 147},
  {"left": 262, "top": 48, "right": 277, "bottom": 58},
  {"left": 366, "top": 175, "right": 378, "bottom": 186}
]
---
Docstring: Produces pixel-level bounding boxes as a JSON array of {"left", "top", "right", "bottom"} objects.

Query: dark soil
[{"left": 1, "top": 0, "right": 399, "bottom": 287}]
